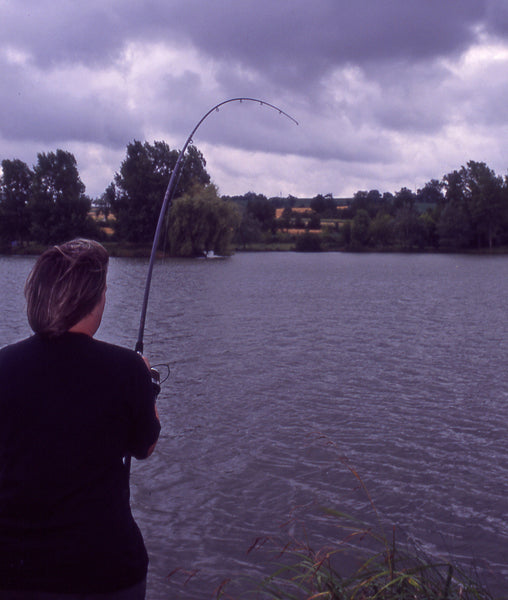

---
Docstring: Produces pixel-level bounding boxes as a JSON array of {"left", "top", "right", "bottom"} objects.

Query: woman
[{"left": 0, "top": 239, "right": 161, "bottom": 599}]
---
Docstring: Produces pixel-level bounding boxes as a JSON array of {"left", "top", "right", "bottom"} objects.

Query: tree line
[
  {"left": 338, "top": 162, "right": 508, "bottom": 252},
  {"left": 0, "top": 142, "right": 239, "bottom": 257},
  {"left": 225, "top": 161, "right": 508, "bottom": 252},
  {"left": 2, "top": 141, "right": 508, "bottom": 255}
]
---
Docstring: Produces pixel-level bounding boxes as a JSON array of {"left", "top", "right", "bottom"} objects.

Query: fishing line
[{"left": 151, "top": 363, "right": 170, "bottom": 384}]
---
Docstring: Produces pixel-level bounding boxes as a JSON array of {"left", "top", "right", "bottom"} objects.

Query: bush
[{"left": 294, "top": 232, "right": 322, "bottom": 252}]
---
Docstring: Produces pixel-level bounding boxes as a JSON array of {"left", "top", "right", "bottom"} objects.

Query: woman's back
[{"left": 0, "top": 332, "right": 160, "bottom": 593}]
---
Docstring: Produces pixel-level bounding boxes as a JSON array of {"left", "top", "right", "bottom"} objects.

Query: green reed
[{"left": 231, "top": 514, "right": 493, "bottom": 599}]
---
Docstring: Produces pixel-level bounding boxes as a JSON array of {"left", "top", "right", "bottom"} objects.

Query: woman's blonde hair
[{"left": 25, "top": 239, "right": 109, "bottom": 337}]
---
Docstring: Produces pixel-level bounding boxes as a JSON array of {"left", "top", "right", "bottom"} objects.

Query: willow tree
[{"left": 168, "top": 184, "right": 240, "bottom": 257}]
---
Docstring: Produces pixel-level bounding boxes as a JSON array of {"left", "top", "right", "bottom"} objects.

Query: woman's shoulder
[
  {"left": 0, "top": 336, "right": 43, "bottom": 377},
  {"left": 0, "top": 335, "right": 38, "bottom": 358},
  {"left": 89, "top": 336, "right": 147, "bottom": 372}
]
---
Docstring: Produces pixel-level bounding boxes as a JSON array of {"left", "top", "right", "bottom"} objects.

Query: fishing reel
[
  {"left": 150, "top": 363, "right": 170, "bottom": 399},
  {"left": 150, "top": 367, "right": 161, "bottom": 398},
  {"left": 136, "top": 348, "right": 167, "bottom": 400}
]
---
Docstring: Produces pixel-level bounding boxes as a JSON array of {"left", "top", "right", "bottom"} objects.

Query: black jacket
[{"left": 0, "top": 333, "right": 160, "bottom": 593}]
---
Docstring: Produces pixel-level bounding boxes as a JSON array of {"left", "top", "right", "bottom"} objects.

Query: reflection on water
[{"left": 1, "top": 252, "right": 507, "bottom": 598}]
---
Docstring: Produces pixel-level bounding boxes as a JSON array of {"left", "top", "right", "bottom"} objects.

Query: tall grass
[
  {"left": 215, "top": 444, "right": 495, "bottom": 600},
  {"left": 228, "top": 513, "right": 493, "bottom": 599}
]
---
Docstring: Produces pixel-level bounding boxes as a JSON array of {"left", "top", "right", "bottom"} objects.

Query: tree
[
  {"left": 294, "top": 232, "right": 322, "bottom": 252},
  {"left": 418, "top": 211, "right": 439, "bottom": 249},
  {"left": 310, "top": 194, "right": 336, "bottom": 217},
  {"left": 393, "top": 205, "right": 424, "bottom": 249},
  {"left": 234, "top": 210, "right": 263, "bottom": 248},
  {"left": 351, "top": 190, "right": 387, "bottom": 219},
  {"left": 168, "top": 184, "right": 240, "bottom": 257},
  {"left": 393, "top": 187, "right": 416, "bottom": 211},
  {"left": 500, "top": 175, "right": 508, "bottom": 245},
  {"left": 369, "top": 212, "right": 393, "bottom": 247},
  {"left": 460, "top": 161, "right": 505, "bottom": 249},
  {"left": 340, "top": 220, "right": 352, "bottom": 246},
  {"left": 245, "top": 193, "right": 275, "bottom": 232},
  {"left": 279, "top": 206, "right": 293, "bottom": 231},
  {"left": 351, "top": 191, "right": 369, "bottom": 216},
  {"left": 175, "top": 145, "right": 211, "bottom": 195},
  {"left": 351, "top": 209, "right": 371, "bottom": 247},
  {"left": 438, "top": 169, "right": 472, "bottom": 249},
  {"left": 29, "top": 150, "right": 94, "bottom": 244},
  {"left": 437, "top": 202, "right": 473, "bottom": 249},
  {"left": 416, "top": 179, "right": 444, "bottom": 206},
  {"left": 294, "top": 213, "right": 305, "bottom": 229},
  {"left": 307, "top": 212, "right": 321, "bottom": 230},
  {"left": 0, "top": 159, "right": 32, "bottom": 244},
  {"left": 286, "top": 194, "right": 297, "bottom": 208},
  {"left": 112, "top": 141, "right": 210, "bottom": 243},
  {"left": 95, "top": 182, "right": 115, "bottom": 219}
]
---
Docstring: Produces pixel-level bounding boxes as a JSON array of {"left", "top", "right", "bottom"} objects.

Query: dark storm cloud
[
  {"left": 1, "top": 0, "right": 491, "bottom": 80},
  {"left": 486, "top": 0, "right": 508, "bottom": 36},
  {"left": 0, "top": 0, "right": 498, "bottom": 138},
  {"left": 0, "top": 0, "right": 495, "bottom": 147},
  {"left": 169, "top": 0, "right": 486, "bottom": 87},
  {"left": 2, "top": 0, "right": 508, "bottom": 198}
]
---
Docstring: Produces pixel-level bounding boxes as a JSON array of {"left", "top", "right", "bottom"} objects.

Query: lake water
[{"left": 1, "top": 252, "right": 507, "bottom": 598}]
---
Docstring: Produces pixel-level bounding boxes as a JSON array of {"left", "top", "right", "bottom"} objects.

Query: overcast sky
[{"left": 2, "top": 0, "right": 508, "bottom": 200}]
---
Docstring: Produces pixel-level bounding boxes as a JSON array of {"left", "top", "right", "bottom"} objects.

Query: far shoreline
[{"left": 3, "top": 241, "right": 508, "bottom": 258}]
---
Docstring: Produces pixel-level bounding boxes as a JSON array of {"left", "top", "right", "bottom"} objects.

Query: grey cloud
[
  {"left": 0, "top": 0, "right": 498, "bottom": 135},
  {"left": 486, "top": 0, "right": 508, "bottom": 36},
  {"left": 363, "top": 62, "right": 457, "bottom": 134},
  {"left": 172, "top": 1, "right": 486, "bottom": 85},
  {"left": 0, "top": 58, "right": 142, "bottom": 146},
  {"left": 1, "top": 0, "right": 137, "bottom": 67},
  {"left": 190, "top": 98, "right": 397, "bottom": 165},
  {"left": 2, "top": 0, "right": 508, "bottom": 199},
  {"left": 1, "top": 1, "right": 493, "bottom": 80}
]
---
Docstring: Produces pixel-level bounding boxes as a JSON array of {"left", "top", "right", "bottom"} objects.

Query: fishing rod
[
  {"left": 124, "top": 98, "right": 297, "bottom": 477},
  {"left": 134, "top": 97, "right": 298, "bottom": 356}
]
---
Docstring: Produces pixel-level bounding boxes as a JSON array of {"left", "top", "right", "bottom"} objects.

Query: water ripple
[{"left": 2, "top": 253, "right": 507, "bottom": 598}]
